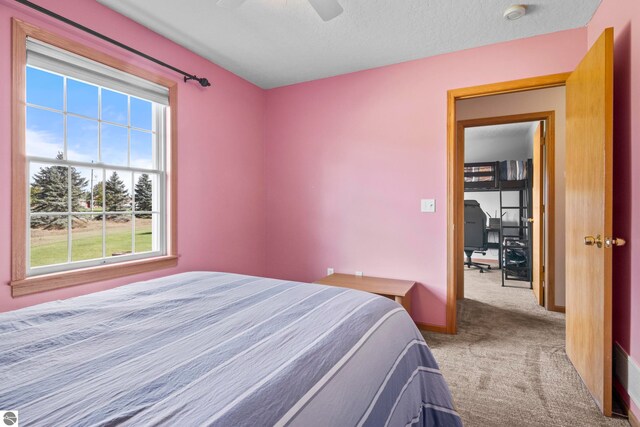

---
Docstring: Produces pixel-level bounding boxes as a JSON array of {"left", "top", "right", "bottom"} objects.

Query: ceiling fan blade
[
  {"left": 307, "top": 0, "right": 343, "bottom": 21},
  {"left": 216, "top": 0, "right": 247, "bottom": 9}
]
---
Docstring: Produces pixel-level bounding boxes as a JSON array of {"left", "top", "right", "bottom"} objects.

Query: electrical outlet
[
  {"left": 355, "top": 271, "right": 363, "bottom": 277},
  {"left": 327, "top": 267, "right": 334, "bottom": 275}
]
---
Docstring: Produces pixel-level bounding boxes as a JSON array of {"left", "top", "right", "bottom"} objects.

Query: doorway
[
  {"left": 445, "top": 74, "right": 569, "bottom": 335},
  {"left": 445, "top": 29, "right": 616, "bottom": 418},
  {"left": 456, "top": 112, "right": 555, "bottom": 309}
]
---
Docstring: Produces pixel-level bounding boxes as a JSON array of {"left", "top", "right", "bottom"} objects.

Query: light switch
[{"left": 421, "top": 199, "right": 436, "bottom": 213}]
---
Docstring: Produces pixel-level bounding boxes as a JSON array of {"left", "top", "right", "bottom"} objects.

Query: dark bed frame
[{"left": 463, "top": 160, "right": 533, "bottom": 288}]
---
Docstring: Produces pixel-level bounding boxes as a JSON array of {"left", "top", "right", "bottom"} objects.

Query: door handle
[
  {"left": 605, "top": 237, "right": 626, "bottom": 248},
  {"left": 527, "top": 218, "right": 534, "bottom": 223},
  {"left": 584, "top": 235, "right": 603, "bottom": 248}
]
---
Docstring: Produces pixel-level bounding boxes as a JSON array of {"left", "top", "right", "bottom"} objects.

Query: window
[{"left": 12, "top": 20, "right": 177, "bottom": 295}]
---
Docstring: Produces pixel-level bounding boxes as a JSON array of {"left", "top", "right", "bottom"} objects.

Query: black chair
[{"left": 464, "top": 200, "right": 492, "bottom": 273}]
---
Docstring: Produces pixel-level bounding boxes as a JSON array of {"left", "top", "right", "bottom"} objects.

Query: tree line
[{"left": 31, "top": 153, "right": 153, "bottom": 229}]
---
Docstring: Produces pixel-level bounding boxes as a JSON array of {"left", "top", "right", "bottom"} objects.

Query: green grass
[{"left": 31, "top": 220, "right": 153, "bottom": 268}]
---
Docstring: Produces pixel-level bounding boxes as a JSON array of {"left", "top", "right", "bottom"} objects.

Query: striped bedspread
[{"left": 0, "top": 272, "right": 461, "bottom": 426}]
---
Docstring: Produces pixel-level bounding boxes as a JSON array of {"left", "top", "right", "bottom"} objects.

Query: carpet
[{"left": 422, "top": 268, "right": 628, "bottom": 426}]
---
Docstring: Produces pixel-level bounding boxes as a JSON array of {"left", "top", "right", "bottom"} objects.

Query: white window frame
[{"left": 25, "top": 65, "right": 168, "bottom": 276}]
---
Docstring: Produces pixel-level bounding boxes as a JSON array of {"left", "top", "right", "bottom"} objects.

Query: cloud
[
  {"left": 26, "top": 128, "right": 94, "bottom": 163},
  {"left": 101, "top": 105, "right": 127, "bottom": 124},
  {"left": 26, "top": 128, "right": 62, "bottom": 158},
  {"left": 131, "top": 158, "right": 154, "bottom": 170}
]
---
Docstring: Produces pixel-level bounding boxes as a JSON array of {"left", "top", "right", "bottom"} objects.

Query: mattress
[
  {"left": 0, "top": 272, "right": 461, "bottom": 426},
  {"left": 499, "top": 160, "right": 528, "bottom": 181}
]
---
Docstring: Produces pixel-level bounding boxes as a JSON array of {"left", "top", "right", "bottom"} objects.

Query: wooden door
[
  {"left": 565, "top": 28, "right": 615, "bottom": 416},
  {"left": 531, "top": 122, "right": 544, "bottom": 306}
]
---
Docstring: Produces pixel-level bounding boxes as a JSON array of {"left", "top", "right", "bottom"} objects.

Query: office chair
[{"left": 464, "top": 200, "right": 492, "bottom": 273}]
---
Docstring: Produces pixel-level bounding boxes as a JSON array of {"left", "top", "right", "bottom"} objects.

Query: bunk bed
[{"left": 464, "top": 160, "right": 533, "bottom": 287}]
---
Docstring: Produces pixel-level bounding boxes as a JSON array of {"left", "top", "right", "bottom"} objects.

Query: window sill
[{"left": 10, "top": 255, "right": 178, "bottom": 297}]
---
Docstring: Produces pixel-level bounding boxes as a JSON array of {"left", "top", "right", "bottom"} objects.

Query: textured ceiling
[{"left": 96, "top": 0, "right": 602, "bottom": 89}]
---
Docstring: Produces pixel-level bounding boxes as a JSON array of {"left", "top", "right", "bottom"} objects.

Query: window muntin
[{"left": 26, "top": 64, "right": 166, "bottom": 276}]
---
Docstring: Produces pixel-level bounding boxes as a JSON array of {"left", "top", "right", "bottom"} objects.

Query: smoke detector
[{"left": 503, "top": 5, "right": 527, "bottom": 21}]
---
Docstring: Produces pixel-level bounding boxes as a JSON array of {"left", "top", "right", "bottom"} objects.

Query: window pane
[
  {"left": 67, "top": 116, "right": 99, "bottom": 163},
  {"left": 30, "top": 215, "right": 68, "bottom": 267},
  {"left": 105, "top": 170, "right": 132, "bottom": 212},
  {"left": 30, "top": 163, "right": 68, "bottom": 213},
  {"left": 101, "top": 89, "right": 128, "bottom": 125},
  {"left": 135, "top": 213, "right": 156, "bottom": 253},
  {"left": 72, "top": 215, "right": 103, "bottom": 262},
  {"left": 67, "top": 79, "right": 98, "bottom": 118},
  {"left": 131, "top": 131, "right": 153, "bottom": 169},
  {"left": 131, "top": 97, "right": 152, "bottom": 130},
  {"left": 101, "top": 124, "right": 128, "bottom": 166},
  {"left": 26, "top": 107, "right": 64, "bottom": 158},
  {"left": 75, "top": 168, "right": 103, "bottom": 212},
  {"left": 24, "top": 49, "right": 167, "bottom": 278},
  {"left": 106, "top": 214, "right": 132, "bottom": 257},
  {"left": 134, "top": 172, "right": 157, "bottom": 212},
  {"left": 26, "top": 67, "right": 63, "bottom": 110}
]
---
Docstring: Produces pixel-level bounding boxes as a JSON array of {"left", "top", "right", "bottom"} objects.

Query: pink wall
[
  {"left": 0, "top": 2, "right": 635, "bottom": 413},
  {"left": 265, "top": 29, "right": 587, "bottom": 327},
  {"left": 0, "top": 0, "right": 267, "bottom": 312},
  {"left": 1, "top": 0, "right": 634, "bottom": 415},
  {"left": 588, "top": 0, "right": 640, "bottom": 415}
]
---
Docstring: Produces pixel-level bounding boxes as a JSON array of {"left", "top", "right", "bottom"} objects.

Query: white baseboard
[{"left": 614, "top": 342, "right": 640, "bottom": 411}]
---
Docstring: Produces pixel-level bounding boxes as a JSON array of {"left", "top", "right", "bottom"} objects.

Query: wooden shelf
[{"left": 314, "top": 273, "right": 415, "bottom": 313}]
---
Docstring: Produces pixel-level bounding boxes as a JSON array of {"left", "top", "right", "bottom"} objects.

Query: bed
[
  {"left": 463, "top": 160, "right": 530, "bottom": 190},
  {"left": 0, "top": 272, "right": 461, "bottom": 426}
]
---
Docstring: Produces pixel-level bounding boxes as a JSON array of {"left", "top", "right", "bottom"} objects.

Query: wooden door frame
[
  {"left": 456, "top": 111, "right": 555, "bottom": 307},
  {"left": 446, "top": 73, "right": 570, "bottom": 334}
]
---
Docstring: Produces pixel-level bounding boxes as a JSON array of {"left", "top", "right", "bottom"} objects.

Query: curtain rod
[{"left": 15, "top": 0, "right": 212, "bottom": 87}]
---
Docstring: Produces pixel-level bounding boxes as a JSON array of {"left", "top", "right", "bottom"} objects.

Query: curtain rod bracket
[{"left": 184, "top": 75, "right": 211, "bottom": 87}]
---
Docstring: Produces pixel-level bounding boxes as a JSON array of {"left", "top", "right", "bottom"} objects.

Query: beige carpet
[{"left": 422, "top": 268, "right": 628, "bottom": 427}]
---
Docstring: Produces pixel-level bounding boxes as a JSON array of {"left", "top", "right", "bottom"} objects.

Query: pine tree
[
  {"left": 91, "top": 182, "right": 103, "bottom": 210},
  {"left": 134, "top": 174, "right": 152, "bottom": 217},
  {"left": 104, "top": 171, "right": 131, "bottom": 219},
  {"left": 30, "top": 152, "right": 88, "bottom": 229}
]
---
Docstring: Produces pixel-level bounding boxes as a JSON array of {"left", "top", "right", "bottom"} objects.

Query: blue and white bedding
[{"left": 0, "top": 272, "right": 461, "bottom": 426}]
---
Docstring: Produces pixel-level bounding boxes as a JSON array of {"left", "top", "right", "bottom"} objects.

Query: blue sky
[{"left": 26, "top": 66, "right": 156, "bottom": 194}]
